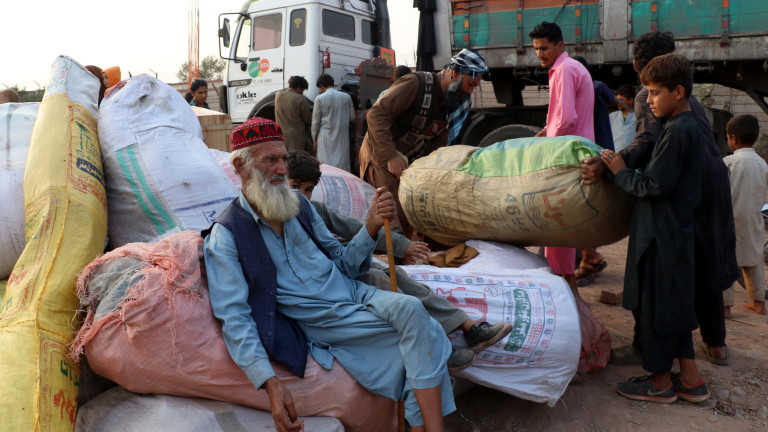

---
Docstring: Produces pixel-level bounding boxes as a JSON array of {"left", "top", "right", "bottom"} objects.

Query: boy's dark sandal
[
  {"left": 448, "top": 346, "right": 475, "bottom": 373},
  {"left": 466, "top": 322, "right": 513, "bottom": 353},
  {"left": 701, "top": 343, "right": 729, "bottom": 366},
  {"left": 617, "top": 375, "right": 677, "bottom": 404},
  {"left": 672, "top": 374, "right": 711, "bottom": 403}
]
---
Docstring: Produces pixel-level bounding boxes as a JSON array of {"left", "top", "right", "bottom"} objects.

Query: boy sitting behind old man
[{"left": 287, "top": 150, "right": 512, "bottom": 372}]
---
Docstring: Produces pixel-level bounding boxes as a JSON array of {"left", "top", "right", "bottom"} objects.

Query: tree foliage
[
  {"left": 177, "top": 55, "right": 226, "bottom": 82},
  {"left": 5, "top": 85, "right": 44, "bottom": 102}
]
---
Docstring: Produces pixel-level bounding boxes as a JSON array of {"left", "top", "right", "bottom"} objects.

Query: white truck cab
[{"left": 218, "top": 0, "right": 388, "bottom": 123}]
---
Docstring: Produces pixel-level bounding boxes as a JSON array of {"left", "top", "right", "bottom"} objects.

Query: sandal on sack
[
  {"left": 701, "top": 343, "right": 729, "bottom": 366},
  {"left": 575, "top": 260, "right": 608, "bottom": 279}
]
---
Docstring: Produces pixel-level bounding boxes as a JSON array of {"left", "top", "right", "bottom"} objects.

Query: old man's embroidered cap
[{"left": 231, "top": 117, "right": 284, "bottom": 150}]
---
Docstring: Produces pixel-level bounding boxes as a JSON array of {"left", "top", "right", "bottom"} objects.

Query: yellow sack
[{"left": 0, "top": 56, "right": 107, "bottom": 431}]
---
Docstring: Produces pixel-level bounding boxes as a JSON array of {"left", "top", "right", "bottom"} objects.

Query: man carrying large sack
[
  {"left": 359, "top": 50, "right": 487, "bottom": 236},
  {"left": 203, "top": 118, "right": 455, "bottom": 432}
]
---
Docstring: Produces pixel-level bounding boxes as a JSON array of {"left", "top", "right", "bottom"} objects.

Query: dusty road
[{"left": 445, "top": 238, "right": 768, "bottom": 432}]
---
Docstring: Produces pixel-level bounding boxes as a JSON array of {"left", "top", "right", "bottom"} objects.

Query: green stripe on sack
[
  {"left": 116, "top": 147, "right": 178, "bottom": 233},
  {"left": 458, "top": 136, "right": 601, "bottom": 177}
]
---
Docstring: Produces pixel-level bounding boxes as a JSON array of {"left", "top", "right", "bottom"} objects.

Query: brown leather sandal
[{"left": 575, "top": 260, "right": 607, "bottom": 279}]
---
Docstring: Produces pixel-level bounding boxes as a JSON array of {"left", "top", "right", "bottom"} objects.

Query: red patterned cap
[{"left": 231, "top": 117, "right": 284, "bottom": 151}]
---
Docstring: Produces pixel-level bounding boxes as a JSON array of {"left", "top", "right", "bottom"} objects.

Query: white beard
[{"left": 243, "top": 168, "right": 300, "bottom": 222}]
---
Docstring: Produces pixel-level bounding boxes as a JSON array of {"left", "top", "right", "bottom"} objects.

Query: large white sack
[
  {"left": 401, "top": 266, "right": 580, "bottom": 406},
  {"left": 312, "top": 164, "right": 384, "bottom": 224},
  {"left": 208, "top": 148, "right": 241, "bottom": 190},
  {"left": 0, "top": 103, "right": 39, "bottom": 279},
  {"left": 76, "top": 387, "right": 344, "bottom": 432},
  {"left": 459, "top": 240, "right": 550, "bottom": 272},
  {"left": 98, "top": 75, "right": 237, "bottom": 249}
]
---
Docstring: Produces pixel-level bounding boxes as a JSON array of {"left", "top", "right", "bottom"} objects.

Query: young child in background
[
  {"left": 601, "top": 53, "right": 709, "bottom": 404},
  {"left": 723, "top": 114, "right": 768, "bottom": 317},
  {"left": 609, "top": 83, "right": 637, "bottom": 152},
  {"left": 286, "top": 150, "right": 513, "bottom": 372}
]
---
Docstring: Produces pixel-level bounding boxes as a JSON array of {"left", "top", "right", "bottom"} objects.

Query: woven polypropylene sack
[
  {"left": 70, "top": 231, "right": 397, "bottom": 432},
  {"left": 0, "top": 56, "right": 107, "bottom": 431},
  {"left": 312, "top": 164, "right": 387, "bottom": 224},
  {"left": 0, "top": 103, "right": 39, "bottom": 279},
  {"left": 399, "top": 137, "right": 632, "bottom": 247},
  {"left": 98, "top": 75, "right": 237, "bottom": 249},
  {"left": 401, "top": 266, "right": 581, "bottom": 406},
  {"left": 76, "top": 387, "right": 344, "bottom": 432}
]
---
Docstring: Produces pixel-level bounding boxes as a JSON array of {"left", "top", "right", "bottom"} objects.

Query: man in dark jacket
[{"left": 582, "top": 31, "right": 738, "bottom": 365}]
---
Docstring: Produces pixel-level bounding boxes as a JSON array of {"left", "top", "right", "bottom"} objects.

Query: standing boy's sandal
[
  {"left": 701, "top": 343, "right": 729, "bottom": 366},
  {"left": 575, "top": 260, "right": 608, "bottom": 279},
  {"left": 617, "top": 375, "right": 678, "bottom": 404},
  {"left": 672, "top": 374, "right": 710, "bottom": 403}
]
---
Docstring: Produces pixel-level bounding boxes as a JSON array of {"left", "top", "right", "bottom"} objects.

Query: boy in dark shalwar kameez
[{"left": 600, "top": 53, "right": 710, "bottom": 404}]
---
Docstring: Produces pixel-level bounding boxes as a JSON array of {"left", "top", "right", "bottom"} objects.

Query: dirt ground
[{"left": 444, "top": 238, "right": 768, "bottom": 432}]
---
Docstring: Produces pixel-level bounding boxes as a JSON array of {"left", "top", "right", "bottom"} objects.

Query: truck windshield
[{"left": 253, "top": 13, "right": 283, "bottom": 50}]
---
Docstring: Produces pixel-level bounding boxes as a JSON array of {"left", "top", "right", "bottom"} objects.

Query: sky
[{"left": 0, "top": 0, "right": 420, "bottom": 90}]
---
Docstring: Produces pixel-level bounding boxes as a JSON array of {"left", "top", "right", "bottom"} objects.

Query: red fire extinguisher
[{"left": 322, "top": 50, "right": 331, "bottom": 69}]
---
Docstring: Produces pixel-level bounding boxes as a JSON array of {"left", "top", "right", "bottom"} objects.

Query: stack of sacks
[
  {"left": 0, "top": 56, "right": 107, "bottom": 432},
  {"left": 70, "top": 231, "right": 397, "bottom": 432},
  {"left": 98, "top": 75, "right": 238, "bottom": 249},
  {"left": 399, "top": 137, "right": 632, "bottom": 247},
  {"left": 0, "top": 103, "right": 38, "bottom": 279}
]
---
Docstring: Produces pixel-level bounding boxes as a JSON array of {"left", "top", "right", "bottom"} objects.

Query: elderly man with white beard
[{"left": 203, "top": 117, "right": 455, "bottom": 432}]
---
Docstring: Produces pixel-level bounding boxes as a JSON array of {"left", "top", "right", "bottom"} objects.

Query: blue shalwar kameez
[{"left": 204, "top": 194, "right": 455, "bottom": 426}]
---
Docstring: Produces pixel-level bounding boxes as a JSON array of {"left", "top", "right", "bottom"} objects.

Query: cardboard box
[{"left": 191, "top": 106, "right": 232, "bottom": 152}]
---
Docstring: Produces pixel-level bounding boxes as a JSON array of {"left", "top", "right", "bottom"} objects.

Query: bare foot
[
  {"left": 724, "top": 306, "right": 732, "bottom": 319},
  {"left": 744, "top": 301, "right": 767, "bottom": 315}
]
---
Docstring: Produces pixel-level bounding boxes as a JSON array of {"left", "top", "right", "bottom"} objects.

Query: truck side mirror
[{"left": 219, "top": 18, "right": 231, "bottom": 48}]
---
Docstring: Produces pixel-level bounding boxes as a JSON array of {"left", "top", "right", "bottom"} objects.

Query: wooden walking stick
[{"left": 383, "top": 217, "right": 406, "bottom": 432}]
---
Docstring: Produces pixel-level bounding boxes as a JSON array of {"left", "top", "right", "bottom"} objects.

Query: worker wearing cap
[{"left": 359, "top": 49, "right": 488, "bottom": 237}]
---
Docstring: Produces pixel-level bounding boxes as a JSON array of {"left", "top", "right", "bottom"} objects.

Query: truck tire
[
  {"left": 247, "top": 93, "right": 277, "bottom": 120},
  {"left": 477, "top": 124, "right": 541, "bottom": 148}
]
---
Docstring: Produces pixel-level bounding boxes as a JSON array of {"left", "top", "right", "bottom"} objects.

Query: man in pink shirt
[{"left": 530, "top": 21, "right": 595, "bottom": 293}]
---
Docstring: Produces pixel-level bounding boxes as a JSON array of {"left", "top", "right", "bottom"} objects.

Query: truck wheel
[
  {"left": 247, "top": 94, "right": 277, "bottom": 121},
  {"left": 477, "top": 124, "right": 541, "bottom": 148}
]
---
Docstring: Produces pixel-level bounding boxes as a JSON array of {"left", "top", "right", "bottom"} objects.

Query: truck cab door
[{"left": 224, "top": 9, "right": 287, "bottom": 123}]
